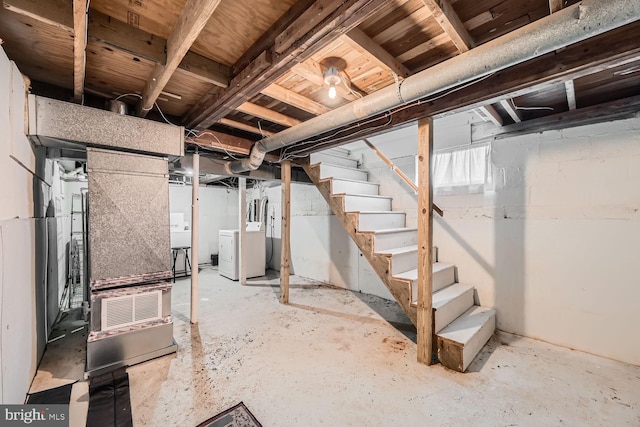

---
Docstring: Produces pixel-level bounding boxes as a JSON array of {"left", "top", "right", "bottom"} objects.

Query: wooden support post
[
  {"left": 239, "top": 178, "right": 247, "bottom": 285},
  {"left": 190, "top": 152, "right": 199, "bottom": 324},
  {"left": 280, "top": 160, "right": 291, "bottom": 304},
  {"left": 417, "top": 117, "right": 434, "bottom": 365}
]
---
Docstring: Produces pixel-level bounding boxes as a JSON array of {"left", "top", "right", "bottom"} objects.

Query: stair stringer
[{"left": 304, "top": 163, "right": 418, "bottom": 325}]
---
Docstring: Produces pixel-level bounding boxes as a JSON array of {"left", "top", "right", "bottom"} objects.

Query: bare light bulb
[{"left": 328, "top": 85, "right": 337, "bottom": 99}]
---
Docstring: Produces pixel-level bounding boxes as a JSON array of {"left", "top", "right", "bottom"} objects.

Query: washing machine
[{"left": 219, "top": 223, "right": 266, "bottom": 280}]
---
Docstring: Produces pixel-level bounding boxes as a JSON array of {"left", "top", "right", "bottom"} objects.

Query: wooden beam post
[
  {"left": 72, "top": 0, "right": 87, "bottom": 103},
  {"left": 417, "top": 117, "right": 434, "bottom": 365},
  {"left": 280, "top": 160, "right": 291, "bottom": 304},
  {"left": 239, "top": 178, "right": 247, "bottom": 285},
  {"left": 190, "top": 152, "right": 200, "bottom": 324}
]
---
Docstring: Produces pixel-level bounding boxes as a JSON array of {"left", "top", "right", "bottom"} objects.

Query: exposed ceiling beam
[
  {"left": 549, "top": 0, "right": 564, "bottom": 14},
  {"left": 189, "top": 131, "right": 280, "bottom": 162},
  {"left": 290, "top": 59, "right": 359, "bottom": 102},
  {"left": 472, "top": 94, "right": 640, "bottom": 141},
  {"left": 343, "top": 28, "right": 410, "bottom": 78},
  {"left": 565, "top": 79, "right": 577, "bottom": 110},
  {"left": 478, "top": 104, "right": 504, "bottom": 126},
  {"left": 136, "top": 0, "right": 222, "bottom": 116},
  {"left": 236, "top": 103, "right": 302, "bottom": 127},
  {"left": 3, "top": 0, "right": 231, "bottom": 89},
  {"left": 183, "top": 0, "right": 390, "bottom": 129},
  {"left": 72, "top": 0, "right": 87, "bottom": 102},
  {"left": 218, "top": 118, "right": 275, "bottom": 137},
  {"left": 499, "top": 99, "right": 522, "bottom": 123},
  {"left": 261, "top": 84, "right": 331, "bottom": 115},
  {"left": 287, "top": 23, "right": 640, "bottom": 153},
  {"left": 420, "top": 0, "right": 475, "bottom": 52}
]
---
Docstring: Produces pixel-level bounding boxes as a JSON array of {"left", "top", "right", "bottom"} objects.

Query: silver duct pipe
[{"left": 226, "top": 0, "right": 640, "bottom": 174}]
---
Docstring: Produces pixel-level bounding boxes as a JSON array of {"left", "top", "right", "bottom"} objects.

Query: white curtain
[{"left": 429, "top": 144, "right": 491, "bottom": 194}]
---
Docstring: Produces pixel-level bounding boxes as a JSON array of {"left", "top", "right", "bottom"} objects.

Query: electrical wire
[{"left": 185, "top": 130, "right": 242, "bottom": 160}]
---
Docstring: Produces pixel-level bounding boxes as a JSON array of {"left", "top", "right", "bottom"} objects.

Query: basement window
[{"left": 422, "top": 144, "right": 492, "bottom": 195}]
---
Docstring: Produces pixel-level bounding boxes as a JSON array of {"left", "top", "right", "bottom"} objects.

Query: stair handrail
[{"left": 363, "top": 138, "right": 443, "bottom": 217}]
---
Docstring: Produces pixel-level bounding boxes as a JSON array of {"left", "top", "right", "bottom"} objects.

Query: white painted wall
[
  {"left": 0, "top": 47, "right": 39, "bottom": 403},
  {"left": 348, "top": 112, "right": 640, "bottom": 366},
  {"left": 169, "top": 184, "right": 239, "bottom": 264}
]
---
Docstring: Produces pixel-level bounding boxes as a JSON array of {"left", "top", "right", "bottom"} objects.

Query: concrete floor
[{"left": 32, "top": 267, "right": 640, "bottom": 426}]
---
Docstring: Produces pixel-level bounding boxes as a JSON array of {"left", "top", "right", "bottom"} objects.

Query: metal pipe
[
  {"left": 190, "top": 152, "right": 199, "bottom": 324},
  {"left": 226, "top": 0, "right": 640, "bottom": 174}
]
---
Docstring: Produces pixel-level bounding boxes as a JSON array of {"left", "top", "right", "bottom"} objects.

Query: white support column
[
  {"left": 239, "top": 178, "right": 247, "bottom": 285},
  {"left": 280, "top": 160, "right": 291, "bottom": 304},
  {"left": 190, "top": 152, "right": 199, "bottom": 324}
]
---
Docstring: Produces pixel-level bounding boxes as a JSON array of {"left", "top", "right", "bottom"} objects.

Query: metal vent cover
[{"left": 101, "top": 290, "right": 162, "bottom": 331}]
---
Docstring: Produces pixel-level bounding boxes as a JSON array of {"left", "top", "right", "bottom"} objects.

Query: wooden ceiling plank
[
  {"left": 565, "top": 79, "right": 577, "bottom": 110},
  {"left": 137, "top": 0, "right": 223, "bottom": 116},
  {"left": 178, "top": 51, "right": 230, "bottom": 88},
  {"left": 184, "top": 0, "right": 391, "bottom": 129},
  {"left": 73, "top": 0, "right": 87, "bottom": 102},
  {"left": 549, "top": 0, "right": 564, "bottom": 14},
  {"left": 3, "top": 0, "right": 72, "bottom": 31},
  {"left": 189, "top": 130, "right": 255, "bottom": 155},
  {"left": 420, "top": 0, "right": 475, "bottom": 52},
  {"left": 218, "top": 118, "right": 275, "bottom": 136},
  {"left": 261, "top": 84, "right": 331, "bottom": 115},
  {"left": 343, "top": 28, "right": 411, "bottom": 79},
  {"left": 499, "top": 99, "right": 522, "bottom": 123},
  {"left": 237, "top": 102, "right": 302, "bottom": 127}
]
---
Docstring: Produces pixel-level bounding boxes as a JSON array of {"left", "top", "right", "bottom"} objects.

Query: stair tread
[
  {"left": 326, "top": 177, "right": 377, "bottom": 185},
  {"left": 358, "top": 211, "right": 405, "bottom": 214},
  {"left": 371, "top": 228, "right": 417, "bottom": 234},
  {"left": 316, "top": 163, "right": 365, "bottom": 173},
  {"left": 437, "top": 306, "right": 496, "bottom": 345},
  {"left": 392, "top": 263, "right": 454, "bottom": 281},
  {"left": 336, "top": 193, "right": 392, "bottom": 200},
  {"left": 377, "top": 244, "right": 417, "bottom": 255},
  {"left": 412, "top": 283, "right": 474, "bottom": 308}
]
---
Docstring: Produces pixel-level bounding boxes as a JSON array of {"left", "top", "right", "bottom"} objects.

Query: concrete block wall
[{"left": 350, "top": 112, "right": 640, "bottom": 366}]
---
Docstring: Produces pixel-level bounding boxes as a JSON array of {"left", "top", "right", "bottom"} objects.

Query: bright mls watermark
[{"left": 1, "top": 405, "right": 68, "bottom": 426}]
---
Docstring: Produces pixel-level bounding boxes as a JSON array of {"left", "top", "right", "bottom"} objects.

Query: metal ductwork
[{"left": 226, "top": 0, "right": 640, "bottom": 174}]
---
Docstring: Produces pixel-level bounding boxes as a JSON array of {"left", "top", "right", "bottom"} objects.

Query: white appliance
[{"left": 219, "top": 225, "right": 266, "bottom": 280}]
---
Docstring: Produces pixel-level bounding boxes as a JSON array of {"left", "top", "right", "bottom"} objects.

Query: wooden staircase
[{"left": 303, "top": 148, "right": 495, "bottom": 372}]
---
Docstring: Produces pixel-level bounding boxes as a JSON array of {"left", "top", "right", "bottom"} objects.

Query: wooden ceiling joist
[
  {"left": 236, "top": 102, "right": 302, "bottom": 127},
  {"left": 420, "top": 0, "right": 475, "bottom": 52},
  {"left": 343, "top": 27, "right": 410, "bottom": 78},
  {"left": 190, "top": 130, "right": 279, "bottom": 162},
  {"left": 261, "top": 84, "right": 331, "bottom": 115},
  {"left": 565, "top": 80, "right": 577, "bottom": 110},
  {"left": 500, "top": 99, "right": 522, "bottom": 123},
  {"left": 137, "top": 0, "right": 223, "bottom": 116},
  {"left": 3, "top": 0, "right": 231, "bottom": 89},
  {"left": 218, "top": 118, "right": 275, "bottom": 137},
  {"left": 479, "top": 104, "right": 504, "bottom": 126},
  {"left": 72, "top": 0, "right": 87, "bottom": 102},
  {"left": 183, "top": 0, "right": 390, "bottom": 129}
]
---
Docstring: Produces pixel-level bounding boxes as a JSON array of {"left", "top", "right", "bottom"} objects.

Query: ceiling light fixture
[{"left": 323, "top": 66, "right": 341, "bottom": 99}]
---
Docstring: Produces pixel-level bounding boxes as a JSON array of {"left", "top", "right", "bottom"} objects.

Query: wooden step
[
  {"left": 437, "top": 306, "right": 496, "bottom": 372},
  {"left": 430, "top": 283, "right": 475, "bottom": 333},
  {"left": 330, "top": 178, "right": 379, "bottom": 196},
  {"left": 357, "top": 211, "right": 406, "bottom": 231},
  {"left": 320, "top": 163, "right": 368, "bottom": 181},
  {"left": 378, "top": 245, "right": 417, "bottom": 275},
  {"left": 393, "top": 263, "right": 456, "bottom": 301},
  {"left": 343, "top": 194, "right": 392, "bottom": 212},
  {"left": 310, "top": 152, "right": 358, "bottom": 168}
]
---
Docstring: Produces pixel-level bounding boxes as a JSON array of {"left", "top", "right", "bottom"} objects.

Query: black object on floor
[
  {"left": 87, "top": 368, "right": 133, "bottom": 427},
  {"left": 26, "top": 383, "right": 74, "bottom": 404},
  {"left": 196, "top": 402, "right": 262, "bottom": 427}
]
